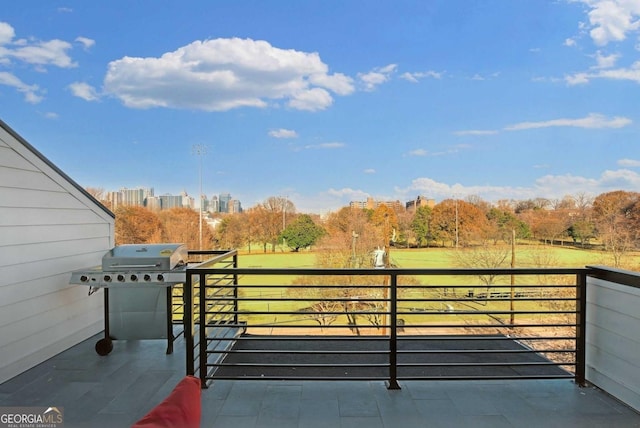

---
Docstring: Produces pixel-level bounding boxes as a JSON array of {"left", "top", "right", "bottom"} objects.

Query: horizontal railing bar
[{"left": 191, "top": 267, "right": 587, "bottom": 275}]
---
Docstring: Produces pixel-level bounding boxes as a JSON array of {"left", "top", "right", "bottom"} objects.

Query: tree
[
  {"left": 411, "top": 205, "right": 433, "bottom": 247},
  {"left": 216, "top": 213, "right": 248, "bottom": 249},
  {"left": 486, "top": 207, "right": 530, "bottom": 244},
  {"left": 259, "top": 196, "right": 296, "bottom": 252},
  {"left": 370, "top": 204, "right": 398, "bottom": 248},
  {"left": 159, "top": 207, "right": 215, "bottom": 250},
  {"left": 431, "top": 199, "right": 490, "bottom": 247},
  {"left": 592, "top": 191, "right": 640, "bottom": 267},
  {"left": 114, "top": 205, "right": 163, "bottom": 245},
  {"left": 280, "top": 214, "right": 325, "bottom": 251}
]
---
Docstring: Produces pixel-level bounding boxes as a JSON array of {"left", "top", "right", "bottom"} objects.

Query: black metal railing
[
  {"left": 184, "top": 250, "right": 239, "bottom": 384},
  {"left": 184, "top": 264, "right": 588, "bottom": 389}
]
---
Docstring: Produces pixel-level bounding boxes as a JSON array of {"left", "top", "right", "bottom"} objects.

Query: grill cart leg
[
  {"left": 166, "top": 287, "right": 174, "bottom": 355},
  {"left": 96, "top": 288, "right": 113, "bottom": 356}
]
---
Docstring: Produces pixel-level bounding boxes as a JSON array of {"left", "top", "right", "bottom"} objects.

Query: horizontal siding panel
[
  {"left": 0, "top": 146, "right": 38, "bottom": 171},
  {"left": 0, "top": 274, "right": 95, "bottom": 310},
  {"left": 0, "top": 166, "right": 64, "bottom": 192},
  {"left": 0, "top": 285, "right": 102, "bottom": 346},
  {"left": 0, "top": 207, "right": 111, "bottom": 226},
  {"left": 587, "top": 345, "right": 640, "bottom": 410},
  {"left": 587, "top": 324, "right": 640, "bottom": 381},
  {"left": 588, "top": 280, "right": 640, "bottom": 314},
  {"left": 0, "top": 237, "right": 109, "bottom": 268},
  {"left": 0, "top": 245, "right": 108, "bottom": 290},
  {"left": 0, "top": 321, "right": 103, "bottom": 385},
  {"left": 0, "top": 223, "right": 111, "bottom": 247},
  {"left": 0, "top": 187, "right": 88, "bottom": 210},
  {"left": 0, "top": 309, "right": 103, "bottom": 383}
]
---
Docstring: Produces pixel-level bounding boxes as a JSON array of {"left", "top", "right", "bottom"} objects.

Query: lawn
[{"left": 227, "top": 245, "right": 607, "bottom": 328}]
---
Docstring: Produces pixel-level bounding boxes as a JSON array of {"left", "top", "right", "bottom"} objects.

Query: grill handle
[{"left": 106, "top": 263, "right": 161, "bottom": 269}]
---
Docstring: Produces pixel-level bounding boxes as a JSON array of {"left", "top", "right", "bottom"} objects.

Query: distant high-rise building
[
  {"left": 119, "top": 187, "right": 153, "bottom": 207},
  {"left": 208, "top": 195, "right": 220, "bottom": 213},
  {"left": 406, "top": 195, "right": 435, "bottom": 212},
  {"left": 229, "top": 199, "right": 242, "bottom": 214},
  {"left": 219, "top": 193, "right": 232, "bottom": 213},
  {"left": 350, "top": 197, "right": 403, "bottom": 212}
]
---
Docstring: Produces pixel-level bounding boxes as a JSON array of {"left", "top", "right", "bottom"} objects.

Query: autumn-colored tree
[
  {"left": 158, "top": 207, "right": 214, "bottom": 250},
  {"left": 257, "top": 196, "right": 296, "bottom": 252},
  {"left": 370, "top": 204, "right": 399, "bottom": 248},
  {"left": 216, "top": 213, "right": 248, "bottom": 249},
  {"left": 592, "top": 191, "right": 640, "bottom": 266},
  {"left": 114, "top": 205, "right": 163, "bottom": 245},
  {"left": 431, "top": 199, "right": 490, "bottom": 247},
  {"left": 321, "top": 207, "right": 379, "bottom": 268}
]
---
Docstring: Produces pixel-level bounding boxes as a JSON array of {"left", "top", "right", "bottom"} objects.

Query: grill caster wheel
[{"left": 95, "top": 338, "right": 113, "bottom": 356}]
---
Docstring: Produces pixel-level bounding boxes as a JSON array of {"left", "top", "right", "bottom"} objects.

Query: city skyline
[{"left": 1, "top": 1, "right": 639, "bottom": 213}]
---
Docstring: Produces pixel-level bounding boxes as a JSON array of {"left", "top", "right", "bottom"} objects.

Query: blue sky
[{"left": 1, "top": 0, "right": 639, "bottom": 213}]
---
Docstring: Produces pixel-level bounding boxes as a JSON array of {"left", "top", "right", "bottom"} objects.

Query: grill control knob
[
  {"left": 130, "top": 274, "right": 138, "bottom": 282},
  {"left": 157, "top": 274, "right": 165, "bottom": 282},
  {"left": 143, "top": 274, "right": 151, "bottom": 282},
  {"left": 103, "top": 275, "right": 112, "bottom": 282},
  {"left": 80, "top": 275, "right": 89, "bottom": 282},
  {"left": 117, "top": 274, "right": 125, "bottom": 282}
]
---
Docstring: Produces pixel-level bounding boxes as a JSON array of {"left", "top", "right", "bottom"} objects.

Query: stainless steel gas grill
[{"left": 70, "top": 243, "right": 188, "bottom": 356}]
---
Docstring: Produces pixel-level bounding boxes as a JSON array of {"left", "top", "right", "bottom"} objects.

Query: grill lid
[{"left": 101, "top": 243, "right": 187, "bottom": 272}]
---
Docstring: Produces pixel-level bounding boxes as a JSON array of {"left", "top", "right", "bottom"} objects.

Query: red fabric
[{"left": 132, "top": 376, "right": 201, "bottom": 428}]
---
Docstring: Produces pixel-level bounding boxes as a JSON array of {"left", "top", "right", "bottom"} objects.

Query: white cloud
[
  {"left": 75, "top": 36, "right": 95, "bottom": 50},
  {"left": 43, "top": 112, "right": 58, "bottom": 119},
  {"left": 364, "top": 168, "right": 376, "bottom": 174},
  {"left": 400, "top": 70, "right": 443, "bottom": 83},
  {"left": 68, "top": 81, "right": 99, "bottom": 101},
  {"left": 0, "top": 71, "right": 43, "bottom": 103},
  {"left": 504, "top": 113, "right": 631, "bottom": 130},
  {"left": 408, "top": 149, "right": 428, "bottom": 156},
  {"left": 103, "top": 38, "right": 354, "bottom": 112},
  {"left": 0, "top": 22, "right": 15, "bottom": 45},
  {"left": 309, "top": 72, "right": 354, "bottom": 95},
  {"left": 326, "top": 187, "right": 370, "bottom": 199},
  {"left": 566, "top": 60, "right": 640, "bottom": 84},
  {"left": 564, "top": 37, "right": 577, "bottom": 47},
  {"left": 591, "top": 50, "right": 620, "bottom": 68},
  {"left": 396, "top": 169, "right": 640, "bottom": 203},
  {"left": 618, "top": 158, "right": 640, "bottom": 167},
  {"left": 579, "top": 0, "right": 640, "bottom": 46},
  {"left": 9, "top": 39, "right": 76, "bottom": 68},
  {"left": 288, "top": 87, "right": 333, "bottom": 111},
  {"left": 0, "top": 21, "right": 84, "bottom": 102},
  {"left": 357, "top": 64, "right": 397, "bottom": 91},
  {"left": 304, "top": 142, "right": 344, "bottom": 150},
  {"left": 269, "top": 128, "right": 298, "bottom": 139}
]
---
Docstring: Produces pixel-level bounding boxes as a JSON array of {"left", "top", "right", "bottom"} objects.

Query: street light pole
[{"left": 191, "top": 144, "right": 207, "bottom": 251}]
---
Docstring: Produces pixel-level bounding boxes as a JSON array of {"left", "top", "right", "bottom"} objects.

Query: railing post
[
  {"left": 198, "top": 272, "right": 209, "bottom": 388},
  {"left": 233, "top": 254, "right": 239, "bottom": 325},
  {"left": 387, "top": 272, "right": 401, "bottom": 390},
  {"left": 185, "top": 271, "right": 195, "bottom": 377},
  {"left": 575, "top": 271, "right": 587, "bottom": 386}
]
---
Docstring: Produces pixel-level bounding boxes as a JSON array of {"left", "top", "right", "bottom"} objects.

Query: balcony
[{"left": 1, "top": 250, "right": 639, "bottom": 427}]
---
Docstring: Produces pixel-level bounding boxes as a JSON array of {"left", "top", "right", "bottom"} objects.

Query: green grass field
[
  {"left": 225, "top": 244, "right": 615, "bottom": 328},
  {"left": 238, "top": 243, "right": 620, "bottom": 270}
]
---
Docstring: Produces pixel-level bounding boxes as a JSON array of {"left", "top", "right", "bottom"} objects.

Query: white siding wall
[
  {"left": 586, "top": 275, "right": 640, "bottom": 412},
  {"left": 0, "top": 124, "right": 114, "bottom": 384}
]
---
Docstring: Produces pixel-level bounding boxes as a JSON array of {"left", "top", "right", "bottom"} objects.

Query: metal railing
[{"left": 184, "top": 264, "right": 588, "bottom": 389}]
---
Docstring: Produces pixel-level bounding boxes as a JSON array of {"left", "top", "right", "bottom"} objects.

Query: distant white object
[{"left": 373, "top": 247, "right": 386, "bottom": 268}]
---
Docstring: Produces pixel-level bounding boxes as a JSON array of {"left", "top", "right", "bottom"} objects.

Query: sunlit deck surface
[{"left": 1, "top": 333, "right": 638, "bottom": 428}]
